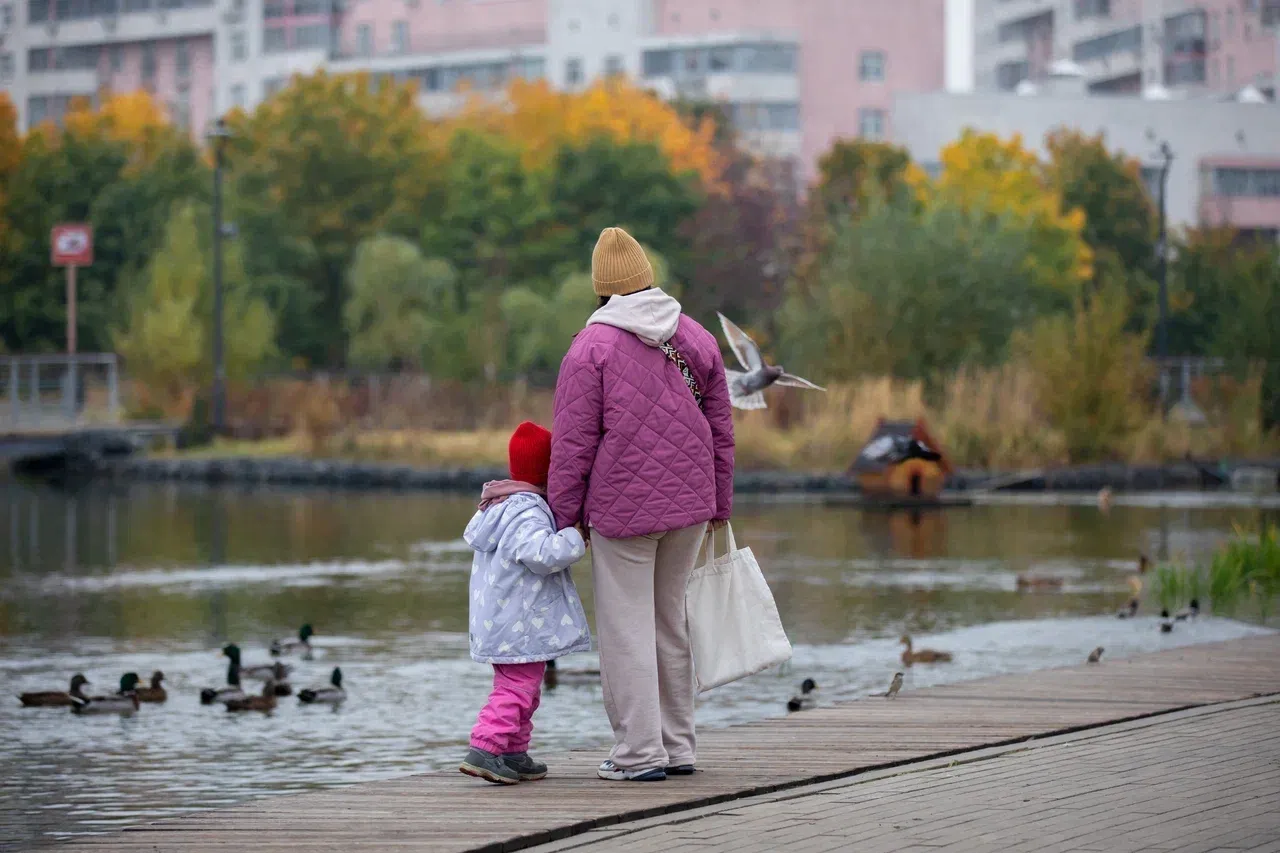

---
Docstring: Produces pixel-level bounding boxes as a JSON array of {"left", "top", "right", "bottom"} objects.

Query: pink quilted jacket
[{"left": 549, "top": 312, "right": 735, "bottom": 539}]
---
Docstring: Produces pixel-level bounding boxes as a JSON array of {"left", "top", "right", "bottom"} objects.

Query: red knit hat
[{"left": 509, "top": 421, "right": 553, "bottom": 487}]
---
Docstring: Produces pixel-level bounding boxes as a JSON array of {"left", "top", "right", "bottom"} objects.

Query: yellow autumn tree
[
  {"left": 0, "top": 92, "right": 21, "bottom": 246},
  {"left": 449, "top": 78, "right": 723, "bottom": 190},
  {"left": 57, "top": 90, "right": 178, "bottom": 169},
  {"left": 930, "top": 130, "right": 1093, "bottom": 293}
]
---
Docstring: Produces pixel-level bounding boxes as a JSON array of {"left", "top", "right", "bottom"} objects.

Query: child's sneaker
[
  {"left": 597, "top": 759, "right": 666, "bottom": 782},
  {"left": 502, "top": 752, "right": 548, "bottom": 781},
  {"left": 460, "top": 747, "right": 520, "bottom": 785}
]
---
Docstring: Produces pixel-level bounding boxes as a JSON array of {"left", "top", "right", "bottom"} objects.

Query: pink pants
[{"left": 470, "top": 662, "right": 546, "bottom": 755}]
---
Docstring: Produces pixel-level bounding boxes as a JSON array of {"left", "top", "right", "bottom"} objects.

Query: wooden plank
[{"left": 60, "top": 634, "right": 1280, "bottom": 853}]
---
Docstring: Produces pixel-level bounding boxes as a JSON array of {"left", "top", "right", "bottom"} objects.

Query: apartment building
[
  {"left": 893, "top": 82, "right": 1280, "bottom": 237},
  {"left": 974, "top": 0, "right": 1279, "bottom": 94},
  {"left": 0, "top": 0, "right": 945, "bottom": 178}
]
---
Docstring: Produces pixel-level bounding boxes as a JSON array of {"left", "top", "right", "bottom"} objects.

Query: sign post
[{"left": 51, "top": 223, "right": 94, "bottom": 418}]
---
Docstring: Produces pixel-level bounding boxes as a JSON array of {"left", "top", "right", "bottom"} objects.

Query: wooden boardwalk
[{"left": 65, "top": 634, "right": 1280, "bottom": 853}]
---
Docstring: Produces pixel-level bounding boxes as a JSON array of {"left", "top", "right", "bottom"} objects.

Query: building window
[
  {"left": 708, "top": 45, "right": 732, "bottom": 71},
  {"left": 292, "top": 0, "right": 323, "bottom": 12},
  {"left": 230, "top": 82, "right": 245, "bottom": 108},
  {"left": 391, "top": 19, "right": 408, "bottom": 53},
  {"left": 293, "top": 22, "right": 328, "bottom": 50},
  {"left": 858, "top": 107, "right": 885, "bottom": 141},
  {"left": 1212, "top": 167, "right": 1280, "bottom": 197},
  {"left": 263, "top": 76, "right": 285, "bottom": 97},
  {"left": 996, "top": 60, "right": 1028, "bottom": 89},
  {"left": 1072, "top": 25, "right": 1142, "bottom": 61},
  {"left": 231, "top": 29, "right": 247, "bottom": 61},
  {"left": 512, "top": 57, "right": 543, "bottom": 79},
  {"left": 141, "top": 42, "right": 156, "bottom": 80},
  {"left": 357, "top": 23, "right": 372, "bottom": 57},
  {"left": 263, "top": 25, "right": 287, "bottom": 53},
  {"left": 859, "top": 50, "right": 885, "bottom": 81},
  {"left": 27, "top": 0, "right": 47, "bottom": 21},
  {"left": 0, "top": 53, "right": 12, "bottom": 80},
  {"left": 1073, "top": 0, "right": 1109, "bottom": 19},
  {"left": 565, "top": 56, "right": 583, "bottom": 86},
  {"left": 175, "top": 40, "right": 190, "bottom": 78},
  {"left": 642, "top": 49, "right": 672, "bottom": 76},
  {"left": 728, "top": 101, "right": 799, "bottom": 131},
  {"left": 604, "top": 53, "right": 623, "bottom": 77},
  {"left": 172, "top": 90, "right": 190, "bottom": 129},
  {"left": 27, "top": 47, "right": 50, "bottom": 71},
  {"left": 1227, "top": 55, "right": 1235, "bottom": 84},
  {"left": 263, "top": 0, "right": 286, "bottom": 16},
  {"left": 1263, "top": 0, "right": 1280, "bottom": 27},
  {"left": 28, "top": 96, "right": 47, "bottom": 125},
  {"left": 110, "top": 43, "right": 122, "bottom": 71},
  {"left": 1, "top": 4, "right": 12, "bottom": 26},
  {"left": 1226, "top": 7, "right": 1235, "bottom": 36}
]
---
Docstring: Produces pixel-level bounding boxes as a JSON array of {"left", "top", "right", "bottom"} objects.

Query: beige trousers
[{"left": 589, "top": 522, "right": 708, "bottom": 771}]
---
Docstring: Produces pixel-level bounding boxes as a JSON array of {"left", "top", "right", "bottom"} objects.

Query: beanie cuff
[{"left": 593, "top": 265, "right": 655, "bottom": 298}]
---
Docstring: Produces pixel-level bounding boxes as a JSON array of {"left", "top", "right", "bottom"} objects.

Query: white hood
[{"left": 586, "top": 288, "right": 682, "bottom": 347}]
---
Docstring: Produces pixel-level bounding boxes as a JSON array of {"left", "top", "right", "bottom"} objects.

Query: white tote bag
[{"left": 685, "top": 524, "right": 793, "bottom": 693}]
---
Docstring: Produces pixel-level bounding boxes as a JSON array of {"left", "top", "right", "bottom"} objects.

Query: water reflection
[{"left": 0, "top": 478, "right": 1276, "bottom": 849}]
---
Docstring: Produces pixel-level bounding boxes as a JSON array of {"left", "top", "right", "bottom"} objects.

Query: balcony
[
  {"left": 24, "top": 0, "right": 216, "bottom": 47},
  {"left": 23, "top": 67, "right": 98, "bottom": 94},
  {"left": 331, "top": 25, "right": 544, "bottom": 61}
]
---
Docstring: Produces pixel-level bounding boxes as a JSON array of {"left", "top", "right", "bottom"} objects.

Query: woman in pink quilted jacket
[{"left": 548, "top": 227, "right": 735, "bottom": 782}]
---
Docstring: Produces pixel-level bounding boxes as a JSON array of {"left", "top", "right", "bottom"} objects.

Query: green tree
[
  {"left": 1013, "top": 283, "right": 1152, "bottom": 462},
  {"left": 0, "top": 104, "right": 206, "bottom": 353},
  {"left": 545, "top": 135, "right": 702, "bottom": 286},
  {"left": 344, "top": 235, "right": 464, "bottom": 373},
  {"left": 813, "top": 139, "right": 918, "bottom": 220},
  {"left": 1045, "top": 129, "right": 1157, "bottom": 279},
  {"left": 115, "top": 203, "right": 274, "bottom": 412},
  {"left": 1168, "top": 228, "right": 1280, "bottom": 425},
  {"left": 225, "top": 71, "right": 436, "bottom": 366},
  {"left": 780, "top": 195, "right": 1059, "bottom": 382}
]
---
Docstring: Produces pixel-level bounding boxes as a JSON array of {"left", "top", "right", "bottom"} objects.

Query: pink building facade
[{"left": 2, "top": 0, "right": 946, "bottom": 181}]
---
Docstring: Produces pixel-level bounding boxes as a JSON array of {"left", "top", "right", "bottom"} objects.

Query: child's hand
[{"left": 576, "top": 523, "right": 589, "bottom": 547}]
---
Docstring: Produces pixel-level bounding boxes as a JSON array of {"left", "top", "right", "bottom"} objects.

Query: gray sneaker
[
  {"left": 459, "top": 747, "right": 520, "bottom": 785},
  {"left": 503, "top": 751, "right": 548, "bottom": 781}
]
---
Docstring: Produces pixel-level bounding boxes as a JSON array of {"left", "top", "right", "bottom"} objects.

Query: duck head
[
  {"left": 271, "top": 662, "right": 290, "bottom": 680},
  {"left": 69, "top": 674, "right": 90, "bottom": 693},
  {"left": 1160, "top": 609, "right": 1170, "bottom": 619},
  {"left": 330, "top": 667, "right": 343, "bottom": 688},
  {"left": 222, "top": 644, "right": 242, "bottom": 663},
  {"left": 800, "top": 678, "right": 817, "bottom": 695},
  {"left": 119, "top": 672, "right": 142, "bottom": 693},
  {"left": 149, "top": 671, "right": 165, "bottom": 688},
  {"left": 261, "top": 679, "right": 277, "bottom": 698},
  {"left": 299, "top": 624, "right": 314, "bottom": 642},
  {"left": 899, "top": 634, "right": 913, "bottom": 647}
]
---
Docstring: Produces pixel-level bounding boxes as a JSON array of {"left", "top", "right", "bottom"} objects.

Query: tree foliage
[
  {"left": 344, "top": 235, "right": 460, "bottom": 372},
  {"left": 932, "top": 130, "right": 1093, "bottom": 294},
  {"left": 781, "top": 195, "right": 1059, "bottom": 382},
  {"left": 224, "top": 71, "right": 437, "bottom": 365},
  {"left": 1013, "top": 284, "right": 1152, "bottom": 461},
  {"left": 115, "top": 202, "right": 274, "bottom": 413}
]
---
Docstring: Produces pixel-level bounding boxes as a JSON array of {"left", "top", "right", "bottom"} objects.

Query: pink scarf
[{"left": 478, "top": 479, "right": 546, "bottom": 511}]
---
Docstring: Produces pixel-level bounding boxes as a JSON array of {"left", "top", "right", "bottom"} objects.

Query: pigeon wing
[
  {"left": 718, "top": 313, "right": 764, "bottom": 372},
  {"left": 725, "top": 370, "right": 768, "bottom": 410},
  {"left": 775, "top": 373, "right": 826, "bottom": 392}
]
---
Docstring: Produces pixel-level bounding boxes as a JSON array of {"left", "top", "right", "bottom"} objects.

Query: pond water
[{"left": 1, "top": 479, "right": 1276, "bottom": 850}]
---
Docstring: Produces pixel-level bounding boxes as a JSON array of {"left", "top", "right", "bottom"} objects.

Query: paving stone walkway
[{"left": 533, "top": 697, "right": 1280, "bottom": 853}]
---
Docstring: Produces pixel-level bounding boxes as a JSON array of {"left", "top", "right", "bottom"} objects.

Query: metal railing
[{"left": 0, "top": 354, "right": 121, "bottom": 431}]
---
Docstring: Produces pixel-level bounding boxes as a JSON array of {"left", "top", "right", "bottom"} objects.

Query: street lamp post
[
  {"left": 1154, "top": 141, "right": 1174, "bottom": 407},
  {"left": 207, "top": 117, "right": 231, "bottom": 436}
]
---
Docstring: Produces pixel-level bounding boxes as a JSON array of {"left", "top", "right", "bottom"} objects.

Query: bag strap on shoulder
[{"left": 660, "top": 342, "right": 703, "bottom": 410}]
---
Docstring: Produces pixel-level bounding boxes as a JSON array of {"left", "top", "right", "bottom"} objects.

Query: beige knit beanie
[{"left": 591, "top": 227, "right": 654, "bottom": 297}]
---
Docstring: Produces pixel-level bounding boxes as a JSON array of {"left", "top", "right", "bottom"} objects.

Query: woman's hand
[{"left": 710, "top": 518, "right": 728, "bottom": 531}]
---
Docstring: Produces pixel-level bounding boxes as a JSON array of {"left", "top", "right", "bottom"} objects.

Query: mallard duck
[
  {"left": 900, "top": 635, "right": 953, "bottom": 666},
  {"left": 224, "top": 679, "right": 278, "bottom": 713},
  {"left": 270, "top": 623, "right": 314, "bottom": 659},
  {"left": 1087, "top": 646, "right": 1104, "bottom": 664},
  {"left": 886, "top": 672, "right": 904, "bottom": 699},
  {"left": 72, "top": 673, "right": 141, "bottom": 714},
  {"left": 1015, "top": 574, "right": 1064, "bottom": 591},
  {"left": 19, "top": 673, "right": 90, "bottom": 707},
  {"left": 200, "top": 659, "right": 244, "bottom": 705},
  {"left": 1160, "top": 609, "right": 1174, "bottom": 633},
  {"left": 543, "top": 659, "right": 600, "bottom": 690},
  {"left": 135, "top": 671, "right": 167, "bottom": 703},
  {"left": 271, "top": 670, "right": 294, "bottom": 697},
  {"left": 298, "top": 667, "right": 346, "bottom": 704},
  {"left": 1175, "top": 599, "right": 1200, "bottom": 621},
  {"left": 786, "top": 678, "right": 818, "bottom": 712},
  {"left": 1116, "top": 598, "right": 1139, "bottom": 619},
  {"left": 223, "top": 643, "right": 291, "bottom": 682}
]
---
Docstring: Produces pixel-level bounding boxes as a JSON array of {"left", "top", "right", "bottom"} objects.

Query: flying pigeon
[{"left": 717, "top": 313, "right": 825, "bottom": 410}]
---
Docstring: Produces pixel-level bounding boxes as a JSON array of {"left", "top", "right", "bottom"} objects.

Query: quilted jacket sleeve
[
  {"left": 549, "top": 339, "right": 604, "bottom": 530},
  {"left": 701, "top": 342, "right": 736, "bottom": 520}
]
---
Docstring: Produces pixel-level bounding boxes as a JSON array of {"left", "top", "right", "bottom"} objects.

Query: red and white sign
[{"left": 51, "top": 223, "right": 93, "bottom": 266}]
